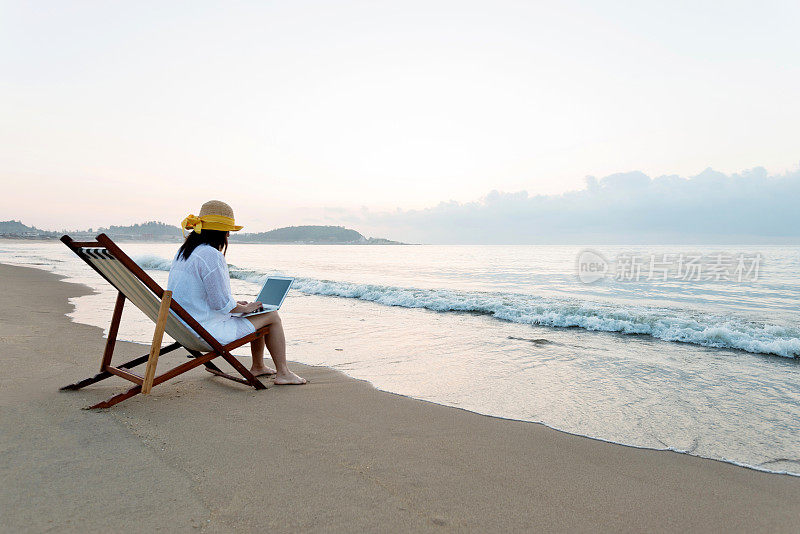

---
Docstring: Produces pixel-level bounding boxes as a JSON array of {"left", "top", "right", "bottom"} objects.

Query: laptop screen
[{"left": 256, "top": 278, "right": 293, "bottom": 306}]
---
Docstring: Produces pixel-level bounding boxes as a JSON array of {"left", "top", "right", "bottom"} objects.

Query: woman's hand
[
  {"left": 244, "top": 301, "right": 263, "bottom": 313},
  {"left": 231, "top": 301, "right": 263, "bottom": 314}
]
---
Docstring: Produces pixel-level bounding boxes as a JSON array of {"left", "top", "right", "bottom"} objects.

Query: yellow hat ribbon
[{"left": 181, "top": 214, "right": 242, "bottom": 237}]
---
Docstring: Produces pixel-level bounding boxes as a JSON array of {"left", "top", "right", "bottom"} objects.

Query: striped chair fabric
[{"left": 78, "top": 248, "right": 211, "bottom": 351}]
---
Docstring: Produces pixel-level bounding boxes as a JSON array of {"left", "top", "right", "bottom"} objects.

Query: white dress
[{"left": 167, "top": 244, "right": 256, "bottom": 345}]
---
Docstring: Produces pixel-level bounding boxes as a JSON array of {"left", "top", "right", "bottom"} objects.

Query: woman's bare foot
[
  {"left": 250, "top": 365, "right": 277, "bottom": 377},
  {"left": 274, "top": 371, "right": 307, "bottom": 385}
]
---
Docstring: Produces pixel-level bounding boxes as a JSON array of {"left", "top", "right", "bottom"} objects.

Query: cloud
[{"left": 345, "top": 166, "right": 800, "bottom": 244}]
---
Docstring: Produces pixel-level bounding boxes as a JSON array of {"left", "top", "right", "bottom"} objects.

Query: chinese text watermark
[{"left": 576, "top": 250, "right": 762, "bottom": 284}]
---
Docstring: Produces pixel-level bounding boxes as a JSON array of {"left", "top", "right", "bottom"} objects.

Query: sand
[{"left": 1, "top": 262, "right": 799, "bottom": 533}]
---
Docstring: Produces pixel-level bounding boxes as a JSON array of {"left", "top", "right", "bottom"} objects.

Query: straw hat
[
  {"left": 199, "top": 200, "right": 236, "bottom": 220},
  {"left": 181, "top": 200, "right": 244, "bottom": 236}
]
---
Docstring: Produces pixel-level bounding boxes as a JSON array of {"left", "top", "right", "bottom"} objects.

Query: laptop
[{"left": 231, "top": 276, "right": 294, "bottom": 317}]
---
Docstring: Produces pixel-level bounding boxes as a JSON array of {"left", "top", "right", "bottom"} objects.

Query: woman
[{"left": 167, "top": 200, "right": 306, "bottom": 385}]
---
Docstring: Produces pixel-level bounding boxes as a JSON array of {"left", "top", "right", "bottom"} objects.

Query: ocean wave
[
  {"left": 133, "top": 253, "right": 174, "bottom": 272},
  {"left": 133, "top": 254, "right": 800, "bottom": 358}
]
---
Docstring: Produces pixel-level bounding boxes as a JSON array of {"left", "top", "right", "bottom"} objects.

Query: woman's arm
[
  {"left": 200, "top": 250, "right": 263, "bottom": 315},
  {"left": 200, "top": 261, "right": 249, "bottom": 313}
]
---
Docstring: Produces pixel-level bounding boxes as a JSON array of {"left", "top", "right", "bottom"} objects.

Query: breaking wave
[
  {"left": 134, "top": 255, "right": 800, "bottom": 358},
  {"left": 132, "top": 253, "right": 174, "bottom": 272}
]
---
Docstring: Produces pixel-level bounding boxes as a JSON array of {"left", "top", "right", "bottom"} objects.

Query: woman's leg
[
  {"left": 249, "top": 335, "right": 275, "bottom": 376},
  {"left": 245, "top": 311, "right": 306, "bottom": 384}
]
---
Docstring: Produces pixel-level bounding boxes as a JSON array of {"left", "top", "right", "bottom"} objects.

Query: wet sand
[{"left": 1, "top": 262, "right": 799, "bottom": 532}]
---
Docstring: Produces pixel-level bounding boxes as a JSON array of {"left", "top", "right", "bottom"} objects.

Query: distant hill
[
  {"left": 231, "top": 225, "right": 403, "bottom": 244},
  {"left": 0, "top": 220, "right": 58, "bottom": 238},
  {"left": 233, "top": 225, "right": 367, "bottom": 244},
  {"left": 0, "top": 220, "right": 403, "bottom": 244},
  {"left": 97, "top": 221, "right": 182, "bottom": 239},
  {"left": 0, "top": 220, "right": 36, "bottom": 233}
]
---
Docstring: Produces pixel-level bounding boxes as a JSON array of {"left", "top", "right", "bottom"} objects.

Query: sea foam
[{"left": 134, "top": 255, "right": 800, "bottom": 358}]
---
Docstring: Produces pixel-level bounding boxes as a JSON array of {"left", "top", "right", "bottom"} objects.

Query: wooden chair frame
[{"left": 60, "top": 234, "right": 269, "bottom": 409}]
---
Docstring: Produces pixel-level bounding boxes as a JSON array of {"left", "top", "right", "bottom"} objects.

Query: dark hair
[{"left": 177, "top": 230, "right": 229, "bottom": 261}]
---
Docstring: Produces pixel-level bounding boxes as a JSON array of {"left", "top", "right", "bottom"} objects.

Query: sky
[
  {"left": 1, "top": 0, "right": 798, "bottom": 242},
  {"left": 351, "top": 167, "right": 800, "bottom": 244}
]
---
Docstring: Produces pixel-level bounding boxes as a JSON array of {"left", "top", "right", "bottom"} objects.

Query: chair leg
[
  {"left": 187, "top": 350, "right": 269, "bottom": 389},
  {"left": 187, "top": 349, "right": 225, "bottom": 374},
  {"left": 219, "top": 351, "right": 267, "bottom": 390},
  {"left": 204, "top": 367, "right": 252, "bottom": 385},
  {"left": 78, "top": 347, "right": 267, "bottom": 409},
  {"left": 87, "top": 384, "right": 142, "bottom": 409},
  {"left": 86, "top": 350, "right": 217, "bottom": 409},
  {"left": 61, "top": 369, "right": 121, "bottom": 391},
  {"left": 186, "top": 350, "right": 260, "bottom": 386},
  {"left": 142, "top": 291, "right": 172, "bottom": 395},
  {"left": 190, "top": 349, "right": 266, "bottom": 389},
  {"left": 100, "top": 292, "right": 126, "bottom": 371},
  {"left": 61, "top": 342, "right": 182, "bottom": 391}
]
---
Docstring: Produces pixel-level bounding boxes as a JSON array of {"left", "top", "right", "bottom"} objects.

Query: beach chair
[{"left": 60, "top": 234, "right": 268, "bottom": 409}]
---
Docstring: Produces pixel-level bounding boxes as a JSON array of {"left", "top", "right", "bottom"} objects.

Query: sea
[{"left": 2, "top": 241, "right": 798, "bottom": 475}]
